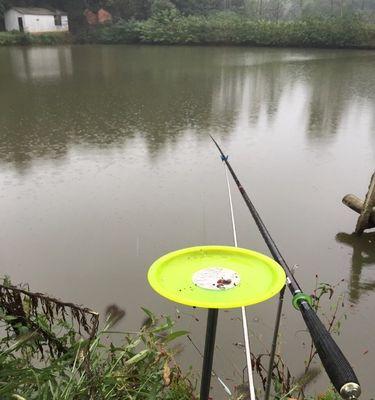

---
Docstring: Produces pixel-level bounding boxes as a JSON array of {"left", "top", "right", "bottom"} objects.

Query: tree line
[{"left": 1, "top": 0, "right": 374, "bottom": 30}]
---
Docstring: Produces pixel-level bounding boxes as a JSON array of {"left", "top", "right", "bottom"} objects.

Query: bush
[
  {"left": 105, "top": 12, "right": 372, "bottom": 47},
  {"left": 151, "top": 0, "right": 177, "bottom": 16},
  {"left": 137, "top": 13, "right": 372, "bottom": 47},
  {"left": 0, "top": 31, "right": 71, "bottom": 46},
  {"left": 75, "top": 20, "right": 141, "bottom": 44},
  {"left": 30, "top": 32, "right": 72, "bottom": 45},
  {"left": 0, "top": 31, "right": 31, "bottom": 45}
]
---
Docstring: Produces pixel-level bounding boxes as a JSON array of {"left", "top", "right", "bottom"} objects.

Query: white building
[{"left": 4, "top": 7, "right": 69, "bottom": 33}]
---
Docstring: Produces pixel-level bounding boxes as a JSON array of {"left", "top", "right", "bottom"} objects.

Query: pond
[{"left": 0, "top": 44, "right": 374, "bottom": 398}]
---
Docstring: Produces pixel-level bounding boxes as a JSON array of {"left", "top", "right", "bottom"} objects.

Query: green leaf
[
  {"left": 141, "top": 308, "right": 155, "bottom": 325},
  {"left": 3, "top": 316, "right": 19, "bottom": 322},
  {"left": 152, "top": 323, "right": 171, "bottom": 333},
  {"left": 163, "top": 330, "right": 189, "bottom": 343},
  {"left": 126, "top": 337, "right": 141, "bottom": 350},
  {"left": 125, "top": 349, "right": 149, "bottom": 365}
]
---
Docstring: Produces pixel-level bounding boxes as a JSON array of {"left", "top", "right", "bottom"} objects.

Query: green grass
[
  {"left": 0, "top": 31, "right": 29, "bottom": 45},
  {"left": 0, "top": 308, "right": 195, "bottom": 399},
  {"left": 0, "top": 312, "right": 342, "bottom": 400},
  {"left": 30, "top": 32, "right": 72, "bottom": 45},
  {"left": 0, "top": 31, "right": 71, "bottom": 46},
  {"left": 0, "top": 280, "right": 346, "bottom": 400}
]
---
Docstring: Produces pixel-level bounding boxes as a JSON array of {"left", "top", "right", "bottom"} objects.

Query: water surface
[{"left": 0, "top": 45, "right": 374, "bottom": 398}]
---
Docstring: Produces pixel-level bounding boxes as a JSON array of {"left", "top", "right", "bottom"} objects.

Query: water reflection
[
  {"left": 9, "top": 47, "right": 73, "bottom": 81},
  {"left": 0, "top": 46, "right": 374, "bottom": 172},
  {"left": 336, "top": 232, "right": 375, "bottom": 303},
  {"left": 304, "top": 56, "right": 375, "bottom": 139}
]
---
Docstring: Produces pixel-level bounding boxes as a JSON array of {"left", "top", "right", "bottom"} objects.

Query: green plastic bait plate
[{"left": 148, "top": 246, "right": 286, "bottom": 309}]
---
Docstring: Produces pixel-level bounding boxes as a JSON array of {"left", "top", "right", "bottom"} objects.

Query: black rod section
[
  {"left": 210, "top": 135, "right": 361, "bottom": 400},
  {"left": 200, "top": 308, "right": 219, "bottom": 400}
]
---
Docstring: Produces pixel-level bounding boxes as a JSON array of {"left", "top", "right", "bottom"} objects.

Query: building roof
[{"left": 10, "top": 7, "right": 67, "bottom": 16}]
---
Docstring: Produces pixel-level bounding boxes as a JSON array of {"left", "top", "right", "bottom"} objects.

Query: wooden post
[
  {"left": 342, "top": 194, "right": 375, "bottom": 226},
  {"left": 355, "top": 172, "right": 375, "bottom": 234},
  {"left": 342, "top": 172, "right": 375, "bottom": 234}
]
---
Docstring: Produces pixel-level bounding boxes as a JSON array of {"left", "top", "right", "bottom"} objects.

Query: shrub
[
  {"left": 0, "top": 31, "right": 30, "bottom": 45},
  {"left": 0, "top": 31, "right": 71, "bottom": 46},
  {"left": 75, "top": 20, "right": 141, "bottom": 44},
  {"left": 30, "top": 32, "right": 72, "bottom": 45},
  {"left": 151, "top": 0, "right": 177, "bottom": 16},
  {"left": 137, "top": 13, "right": 373, "bottom": 47},
  {"left": 1, "top": 14, "right": 373, "bottom": 48}
]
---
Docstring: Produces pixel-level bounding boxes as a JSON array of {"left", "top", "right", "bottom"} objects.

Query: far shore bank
[{"left": 1, "top": 14, "right": 375, "bottom": 50}]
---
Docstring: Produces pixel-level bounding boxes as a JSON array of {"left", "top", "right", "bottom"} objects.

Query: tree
[
  {"left": 103, "top": 0, "right": 152, "bottom": 20},
  {"left": 151, "top": 0, "right": 176, "bottom": 16},
  {"left": 171, "top": 0, "right": 223, "bottom": 15}
]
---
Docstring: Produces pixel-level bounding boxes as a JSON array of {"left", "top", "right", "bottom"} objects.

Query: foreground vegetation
[
  {"left": 0, "top": 278, "right": 348, "bottom": 399},
  {"left": 0, "top": 281, "right": 194, "bottom": 399},
  {"left": 1, "top": 322, "right": 195, "bottom": 399},
  {"left": 0, "top": 14, "right": 374, "bottom": 48}
]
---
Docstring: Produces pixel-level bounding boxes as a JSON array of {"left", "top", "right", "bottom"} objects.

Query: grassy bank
[
  {"left": 0, "top": 31, "right": 72, "bottom": 46},
  {"left": 0, "top": 280, "right": 195, "bottom": 399},
  {"left": 1, "top": 321, "right": 195, "bottom": 399},
  {"left": 1, "top": 14, "right": 374, "bottom": 48},
  {"left": 0, "top": 278, "right": 348, "bottom": 399}
]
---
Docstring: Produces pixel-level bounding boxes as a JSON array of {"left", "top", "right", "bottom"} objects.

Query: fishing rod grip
[{"left": 299, "top": 301, "right": 361, "bottom": 399}]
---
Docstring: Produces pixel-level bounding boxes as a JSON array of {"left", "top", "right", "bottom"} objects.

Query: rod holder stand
[{"left": 200, "top": 308, "right": 219, "bottom": 400}]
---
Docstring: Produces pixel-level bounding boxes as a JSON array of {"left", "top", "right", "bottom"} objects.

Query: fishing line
[
  {"left": 224, "top": 164, "right": 256, "bottom": 400},
  {"left": 186, "top": 334, "right": 232, "bottom": 396}
]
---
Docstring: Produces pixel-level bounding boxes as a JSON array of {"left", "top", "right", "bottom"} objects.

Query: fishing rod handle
[{"left": 299, "top": 301, "right": 361, "bottom": 399}]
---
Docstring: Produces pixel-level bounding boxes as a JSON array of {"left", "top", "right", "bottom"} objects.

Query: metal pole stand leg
[{"left": 200, "top": 308, "right": 219, "bottom": 400}]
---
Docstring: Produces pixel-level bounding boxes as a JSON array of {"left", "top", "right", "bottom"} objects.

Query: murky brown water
[{"left": 0, "top": 45, "right": 374, "bottom": 398}]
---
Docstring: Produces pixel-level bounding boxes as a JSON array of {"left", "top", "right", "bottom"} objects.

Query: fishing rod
[
  {"left": 210, "top": 135, "right": 361, "bottom": 400},
  {"left": 224, "top": 165, "right": 256, "bottom": 400}
]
